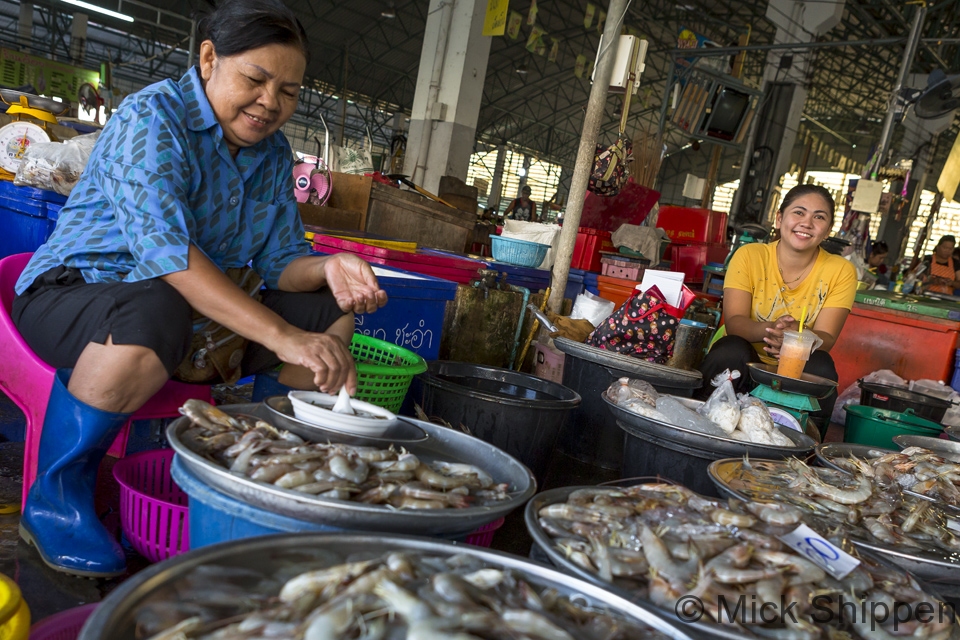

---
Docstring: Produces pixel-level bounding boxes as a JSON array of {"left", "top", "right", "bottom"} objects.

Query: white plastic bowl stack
[{"left": 287, "top": 390, "right": 397, "bottom": 436}]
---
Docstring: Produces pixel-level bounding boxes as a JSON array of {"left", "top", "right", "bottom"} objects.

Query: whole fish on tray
[
  {"left": 178, "top": 400, "right": 509, "bottom": 509},
  {"left": 534, "top": 482, "right": 956, "bottom": 639}
]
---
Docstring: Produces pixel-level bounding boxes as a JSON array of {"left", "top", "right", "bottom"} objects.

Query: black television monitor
[{"left": 706, "top": 88, "right": 750, "bottom": 140}]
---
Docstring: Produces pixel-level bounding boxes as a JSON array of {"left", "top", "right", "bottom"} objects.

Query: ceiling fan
[{"left": 912, "top": 69, "right": 960, "bottom": 119}]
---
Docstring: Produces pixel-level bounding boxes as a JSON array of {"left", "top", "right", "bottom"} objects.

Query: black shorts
[{"left": 12, "top": 266, "right": 347, "bottom": 379}]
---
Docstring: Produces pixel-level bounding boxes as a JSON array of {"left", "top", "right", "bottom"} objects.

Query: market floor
[{"left": 0, "top": 388, "right": 847, "bottom": 624}]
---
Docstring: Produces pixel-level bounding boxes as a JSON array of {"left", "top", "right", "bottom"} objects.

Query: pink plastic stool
[{"left": 0, "top": 253, "right": 213, "bottom": 508}]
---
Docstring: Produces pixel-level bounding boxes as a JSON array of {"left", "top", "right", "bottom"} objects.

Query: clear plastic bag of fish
[
  {"left": 655, "top": 396, "right": 728, "bottom": 437},
  {"left": 606, "top": 377, "right": 659, "bottom": 408},
  {"left": 697, "top": 369, "right": 740, "bottom": 434}
]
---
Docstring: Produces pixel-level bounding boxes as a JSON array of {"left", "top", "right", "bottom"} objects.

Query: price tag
[{"left": 778, "top": 523, "right": 860, "bottom": 579}]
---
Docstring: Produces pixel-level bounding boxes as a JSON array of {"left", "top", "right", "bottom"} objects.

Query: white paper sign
[
  {"left": 850, "top": 179, "right": 884, "bottom": 213},
  {"left": 638, "top": 269, "right": 685, "bottom": 306},
  {"left": 777, "top": 523, "right": 861, "bottom": 579}
]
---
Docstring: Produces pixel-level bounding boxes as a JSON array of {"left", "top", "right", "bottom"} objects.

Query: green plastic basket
[
  {"left": 842, "top": 405, "right": 943, "bottom": 449},
  {"left": 350, "top": 334, "right": 428, "bottom": 412}
]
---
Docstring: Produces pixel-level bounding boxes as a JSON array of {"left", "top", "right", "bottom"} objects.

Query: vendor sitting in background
[
  {"left": 920, "top": 235, "right": 960, "bottom": 294},
  {"left": 11, "top": 0, "right": 386, "bottom": 578},
  {"left": 867, "top": 240, "right": 890, "bottom": 286},
  {"left": 504, "top": 185, "right": 539, "bottom": 222},
  {"left": 697, "top": 184, "right": 857, "bottom": 436}
]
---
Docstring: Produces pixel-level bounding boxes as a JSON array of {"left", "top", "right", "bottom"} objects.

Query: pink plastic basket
[
  {"left": 463, "top": 517, "right": 505, "bottom": 548},
  {"left": 112, "top": 449, "right": 189, "bottom": 563},
  {"left": 29, "top": 603, "right": 98, "bottom": 640}
]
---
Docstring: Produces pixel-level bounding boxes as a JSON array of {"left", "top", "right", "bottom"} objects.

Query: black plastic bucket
[
  {"left": 415, "top": 361, "right": 580, "bottom": 483},
  {"left": 619, "top": 424, "right": 723, "bottom": 497},
  {"left": 858, "top": 380, "right": 952, "bottom": 423},
  {"left": 552, "top": 337, "right": 702, "bottom": 471}
]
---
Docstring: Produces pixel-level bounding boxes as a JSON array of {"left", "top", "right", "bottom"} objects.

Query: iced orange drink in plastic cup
[{"left": 777, "top": 329, "right": 823, "bottom": 379}]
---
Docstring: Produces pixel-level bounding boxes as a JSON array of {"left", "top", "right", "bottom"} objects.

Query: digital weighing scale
[
  {"left": 0, "top": 89, "right": 70, "bottom": 176},
  {"left": 747, "top": 362, "right": 838, "bottom": 438}
]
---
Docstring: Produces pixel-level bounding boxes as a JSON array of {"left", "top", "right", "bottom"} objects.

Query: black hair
[
  {"left": 778, "top": 184, "right": 836, "bottom": 226},
  {"left": 871, "top": 240, "right": 889, "bottom": 254},
  {"left": 198, "top": 0, "right": 309, "bottom": 64},
  {"left": 938, "top": 235, "right": 957, "bottom": 247},
  {"left": 521, "top": 185, "right": 532, "bottom": 194}
]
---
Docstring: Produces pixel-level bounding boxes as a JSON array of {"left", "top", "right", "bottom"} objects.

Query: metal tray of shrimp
[
  {"left": 818, "top": 442, "right": 960, "bottom": 515},
  {"left": 525, "top": 485, "right": 748, "bottom": 640},
  {"left": 80, "top": 532, "right": 696, "bottom": 640},
  {"left": 604, "top": 395, "right": 817, "bottom": 458},
  {"left": 707, "top": 457, "right": 960, "bottom": 590},
  {"left": 894, "top": 434, "right": 960, "bottom": 463},
  {"left": 167, "top": 403, "right": 536, "bottom": 536}
]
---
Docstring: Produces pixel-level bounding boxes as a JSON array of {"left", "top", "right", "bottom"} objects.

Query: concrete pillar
[
  {"left": 488, "top": 145, "right": 507, "bottom": 213},
  {"left": 732, "top": 0, "right": 843, "bottom": 225},
  {"left": 69, "top": 13, "right": 88, "bottom": 65},
  {"left": 18, "top": 3, "right": 33, "bottom": 50},
  {"left": 404, "top": 0, "right": 492, "bottom": 193}
]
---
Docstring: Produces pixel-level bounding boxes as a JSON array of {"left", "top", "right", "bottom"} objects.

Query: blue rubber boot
[
  {"left": 251, "top": 370, "right": 294, "bottom": 403},
  {"left": 19, "top": 369, "right": 130, "bottom": 578}
]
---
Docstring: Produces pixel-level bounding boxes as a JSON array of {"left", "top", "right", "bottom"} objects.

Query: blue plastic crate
[
  {"left": 356, "top": 264, "right": 458, "bottom": 361},
  {"left": 0, "top": 203, "right": 58, "bottom": 259},
  {"left": 560, "top": 270, "right": 584, "bottom": 301},
  {"left": 0, "top": 180, "right": 67, "bottom": 204},
  {"left": 579, "top": 269, "right": 601, "bottom": 296}
]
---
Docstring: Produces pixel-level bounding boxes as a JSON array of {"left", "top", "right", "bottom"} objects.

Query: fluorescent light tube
[{"left": 60, "top": 0, "right": 134, "bottom": 22}]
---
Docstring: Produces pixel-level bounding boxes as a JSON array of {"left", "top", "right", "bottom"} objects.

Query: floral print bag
[{"left": 586, "top": 285, "right": 679, "bottom": 364}]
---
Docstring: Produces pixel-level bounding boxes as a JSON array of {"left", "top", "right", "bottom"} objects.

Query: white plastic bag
[
  {"left": 831, "top": 368, "right": 906, "bottom": 426},
  {"left": 571, "top": 290, "right": 615, "bottom": 327},
  {"left": 14, "top": 132, "right": 99, "bottom": 195},
  {"left": 502, "top": 221, "right": 561, "bottom": 269},
  {"left": 909, "top": 379, "right": 955, "bottom": 400},
  {"left": 698, "top": 369, "right": 740, "bottom": 434}
]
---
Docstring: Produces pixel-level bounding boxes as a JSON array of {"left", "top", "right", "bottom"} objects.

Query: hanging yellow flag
[
  {"left": 527, "top": 0, "right": 538, "bottom": 26},
  {"left": 597, "top": 10, "right": 606, "bottom": 33},
  {"left": 584, "top": 3, "right": 596, "bottom": 28},
  {"left": 548, "top": 38, "right": 559, "bottom": 63},
  {"left": 506, "top": 11, "right": 523, "bottom": 39},
  {"left": 526, "top": 25, "right": 546, "bottom": 53},
  {"left": 482, "top": 0, "right": 509, "bottom": 37},
  {"left": 575, "top": 54, "right": 586, "bottom": 78}
]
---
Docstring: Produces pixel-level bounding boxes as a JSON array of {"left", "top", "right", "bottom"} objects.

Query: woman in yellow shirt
[{"left": 698, "top": 184, "right": 858, "bottom": 435}]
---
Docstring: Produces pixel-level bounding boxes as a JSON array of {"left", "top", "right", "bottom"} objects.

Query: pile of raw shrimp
[
  {"left": 178, "top": 400, "right": 509, "bottom": 509},
  {"left": 728, "top": 456, "right": 960, "bottom": 555},
  {"left": 537, "top": 483, "right": 955, "bottom": 639},
  {"left": 136, "top": 548, "right": 667, "bottom": 640},
  {"left": 827, "top": 445, "right": 960, "bottom": 508}
]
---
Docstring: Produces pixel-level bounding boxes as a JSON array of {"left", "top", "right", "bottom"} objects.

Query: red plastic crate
[
  {"left": 571, "top": 228, "right": 614, "bottom": 271},
  {"left": 664, "top": 244, "right": 708, "bottom": 283},
  {"left": 657, "top": 206, "right": 728, "bottom": 244}
]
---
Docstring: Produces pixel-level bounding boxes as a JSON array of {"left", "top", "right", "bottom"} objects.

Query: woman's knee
[{"left": 707, "top": 335, "right": 757, "bottom": 360}]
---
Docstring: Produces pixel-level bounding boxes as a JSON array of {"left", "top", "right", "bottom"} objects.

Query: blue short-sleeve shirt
[{"left": 15, "top": 66, "right": 311, "bottom": 295}]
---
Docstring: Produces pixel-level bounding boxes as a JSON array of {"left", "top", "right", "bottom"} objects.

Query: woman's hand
[
  {"left": 323, "top": 253, "right": 388, "bottom": 314},
  {"left": 272, "top": 327, "right": 358, "bottom": 394},
  {"left": 763, "top": 315, "right": 799, "bottom": 357}
]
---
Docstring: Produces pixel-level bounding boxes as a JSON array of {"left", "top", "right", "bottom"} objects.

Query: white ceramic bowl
[{"left": 287, "top": 391, "right": 397, "bottom": 436}]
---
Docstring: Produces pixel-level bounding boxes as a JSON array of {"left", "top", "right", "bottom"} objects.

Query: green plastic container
[
  {"left": 350, "top": 334, "right": 427, "bottom": 412},
  {"left": 843, "top": 405, "right": 943, "bottom": 449}
]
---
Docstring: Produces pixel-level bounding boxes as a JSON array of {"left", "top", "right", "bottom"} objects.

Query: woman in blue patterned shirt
[{"left": 12, "top": 0, "right": 386, "bottom": 577}]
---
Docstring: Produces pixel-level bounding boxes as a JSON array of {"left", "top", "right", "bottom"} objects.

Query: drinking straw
[{"left": 798, "top": 305, "right": 808, "bottom": 333}]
